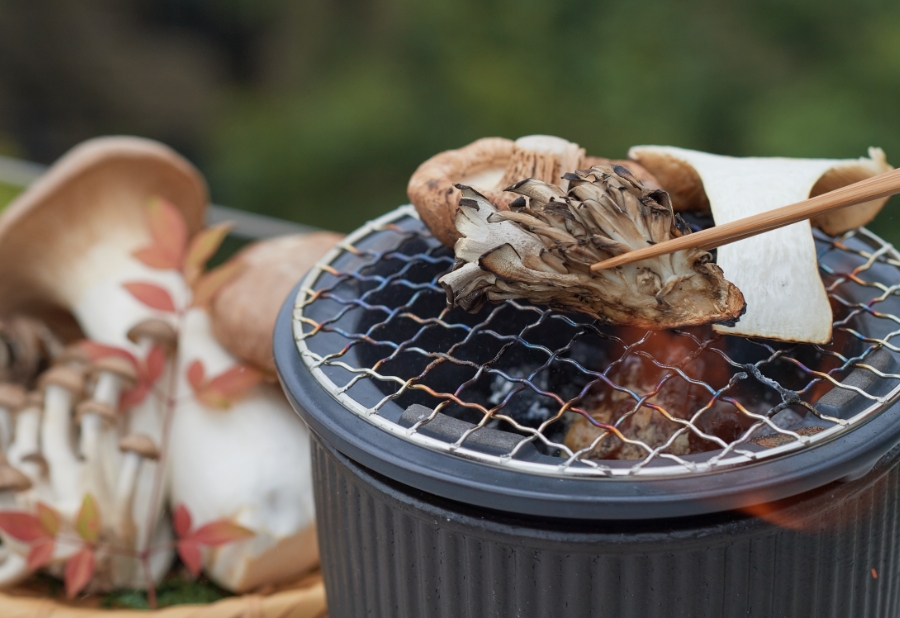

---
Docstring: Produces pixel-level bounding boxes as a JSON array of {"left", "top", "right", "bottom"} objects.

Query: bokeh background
[{"left": 1, "top": 0, "right": 899, "bottom": 240}]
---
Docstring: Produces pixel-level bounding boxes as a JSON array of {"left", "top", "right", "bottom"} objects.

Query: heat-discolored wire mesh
[{"left": 292, "top": 205, "right": 900, "bottom": 477}]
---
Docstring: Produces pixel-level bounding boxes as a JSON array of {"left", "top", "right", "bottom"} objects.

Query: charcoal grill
[{"left": 274, "top": 205, "right": 900, "bottom": 617}]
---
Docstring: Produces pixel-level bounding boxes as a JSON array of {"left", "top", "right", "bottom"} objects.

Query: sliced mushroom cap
[
  {"left": 119, "top": 433, "right": 160, "bottom": 460},
  {"left": 38, "top": 365, "right": 85, "bottom": 397},
  {"left": 209, "top": 232, "right": 344, "bottom": 372},
  {"left": 629, "top": 146, "right": 891, "bottom": 233},
  {"left": 439, "top": 167, "right": 744, "bottom": 329},
  {"left": 0, "top": 137, "right": 208, "bottom": 325},
  {"left": 75, "top": 399, "right": 118, "bottom": 424},
  {"left": 409, "top": 136, "right": 660, "bottom": 247},
  {"left": 0, "top": 384, "right": 26, "bottom": 411},
  {"left": 89, "top": 355, "right": 138, "bottom": 388},
  {"left": 127, "top": 318, "right": 178, "bottom": 354}
]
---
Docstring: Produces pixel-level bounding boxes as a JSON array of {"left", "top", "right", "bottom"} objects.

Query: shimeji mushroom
[
  {"left": 83, "top": 355, "right": 137, "bottom": 501},
  {"left": 8, "top": 391, "right": 43, "bottom": 482},
  {"left": 0, "top": 384, "right": 26, "bottom": 450},
  {"left": 629, "top": 146, "right": 891, "bottom": 342},
  {"left": 440, "top": 167, "right": 745, "bottom": 329},
  {"left": 37, "top": 365, "right": 85, "bottom": 512},
  {"left": 0, "top": 137, "right": 205, "bottom": 589},
  {"left": 114, "top": 433, "right": 159, "bottom": 546},
  {"left": 408, "top": 135, "right": 660, "bottom": 247},
  {"left": 0, "top": 455, "right": 33, "bottom": 587}
]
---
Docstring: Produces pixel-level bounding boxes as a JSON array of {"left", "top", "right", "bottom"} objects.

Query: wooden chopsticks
[{"left": 589, "top": 167, "right": 900, "bottom": 272}]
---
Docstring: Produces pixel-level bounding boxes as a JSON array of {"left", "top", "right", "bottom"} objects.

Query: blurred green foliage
[{"left": 1, "top": 0, "right": 900, "bottom": 242}]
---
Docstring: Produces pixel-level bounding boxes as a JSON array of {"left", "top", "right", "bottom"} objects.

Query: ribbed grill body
[{"left": 313, "top": 436, "right": 900, "bottom": 618}]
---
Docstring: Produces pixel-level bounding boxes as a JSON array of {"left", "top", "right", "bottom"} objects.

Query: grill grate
[{"left": 292, "top": 205, "right": 900, "bottom": 477}]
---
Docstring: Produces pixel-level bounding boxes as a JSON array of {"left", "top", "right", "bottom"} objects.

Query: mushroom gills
[
  {"left": 440, "top": 166, "right": 745, "bottom": 329},
  {"left": 630, "top": 146, "right": 890, "bottom": 343}
]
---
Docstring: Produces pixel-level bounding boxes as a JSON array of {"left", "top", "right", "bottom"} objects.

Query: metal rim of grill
[{"left": 291, "top": 205, "right": 900, "bottom": 479}]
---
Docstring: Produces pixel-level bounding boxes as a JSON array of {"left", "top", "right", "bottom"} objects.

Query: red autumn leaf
[
  {"left": 187, "top": 360, "right": 205, "bottom": 391},
  {"left": 184, "top": 222, "right": 233, "bottom": 286},
  {"left": 78, "top": 341, "right": 139, "bottom": 369},
  {"left": 190, "top": 260, "right": 244, "bottom": 310},
  {"left": 144, "top": 345, "right": 166, "bottom": 385},
  {"left": 194, "top": 365, "right": 264, "bottom": 409},
  {"left": 27, "top": 538, "right": 55, "bottom": 571},
  {"left": 177, "top": 539, "right": 203, "bottom": 578},
  {"left": 0, "top": 512, "right": 49, "bottom": 542},
  {"left": 188, "top": 520, "right": 254, "bottom": 546},
  {"left": 75, "top": 494, "right": 100, "bottom": 543},
  {"left": 36, "top": 502, "right": 59, "bottom": 537},
  {"left": 65, "top": 546, "right": 95, "bottom": 599},
  {"left": 123, "top": 282, "right": 177, "bottom": 313},
  {"left": 173, "top": 504, "right": 192, "bottom": 538},
  {"left": 133, "top": 245, "right": 181, "bottom": 270},
  {"left": 146, "top": 197, "right": 188, "bottom": 267},
  {"left": 120, "top": 383, "right": 150, "bottom": 409}
]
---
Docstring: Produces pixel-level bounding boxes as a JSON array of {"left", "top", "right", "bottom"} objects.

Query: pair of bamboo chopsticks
[{"left": 589, "top": 167, "right": 900, "bottom": 272}]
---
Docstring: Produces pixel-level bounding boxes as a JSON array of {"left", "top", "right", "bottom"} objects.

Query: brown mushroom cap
[
  {"left": 0, "top": 461, "right": 32, "bottom": 492},
  {"left": 23, "top": 390, "right": 44, "bottom": 409},
  {"left": 38, "top": 365, "right": 84, "bottom": 397},
  {"left": 54, "top": 344, "right": 93, "bottom": 368},
  {"left": 209, "top": 232, "right": 343, "bottom": 372},
  {"left": 21, "top": 452, "right": 48, "bottom": 478},
  {"left": 0, "top": 383, "right": 26, "bottom": 411},
  {"left": 119, "top": 433, "right": 160, "bottom": 460},
  {"left": 75, "top": 399, "right": 118, "bottom": 424},
  {"left": 126, "top": 318, "right": 178, "bottom": 354},
  {"left": 0, "top": 137, "right": 208, "bottom": 324},
  {"left": 408, "top": 136, "right": 661, "bottom": 247},
  {"left": 89, "top": 355, "right": 138, "bottom": 387}
]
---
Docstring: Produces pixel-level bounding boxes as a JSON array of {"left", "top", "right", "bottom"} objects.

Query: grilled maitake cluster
[{"left": 439, "top": 165, "right": 745, "bottom": 329}]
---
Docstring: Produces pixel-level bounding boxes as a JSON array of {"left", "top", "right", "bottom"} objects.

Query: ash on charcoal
[{"left": 488, "top": 368, "right": 555, "bottom": 425}]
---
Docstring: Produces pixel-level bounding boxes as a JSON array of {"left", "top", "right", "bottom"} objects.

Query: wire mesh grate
[{"left": 291, "top": 205, "right": 900, "bottom": 477}]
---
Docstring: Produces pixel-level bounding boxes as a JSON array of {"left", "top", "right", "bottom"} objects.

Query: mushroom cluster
[
  {"left": 439, "top": 165, "right": 745, "bottom": 329},
  {"left": 0, "top": 137, "right": 334, "bottom": 598}
]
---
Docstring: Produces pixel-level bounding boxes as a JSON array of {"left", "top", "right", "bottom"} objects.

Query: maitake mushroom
[{"left": 439, "top": 165, "right": 745, "bottom": 329}]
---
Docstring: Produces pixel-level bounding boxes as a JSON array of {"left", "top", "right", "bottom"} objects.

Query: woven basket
[{"left": 0, "top": 571, "right": 327, "bottom": 617}]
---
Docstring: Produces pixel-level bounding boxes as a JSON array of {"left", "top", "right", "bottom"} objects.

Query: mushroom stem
[
  {"left": 0, "top": 551, "right": 28, "bottom": 588},
  {"left": 113, "top": 451, "right": 141, "bottom": 546},
  {"left": 7, "top": 393, "right": 41, "bottom": 479},
  {"left": 92, "top": 371, "right": 124, "bottom": 408},
  {"left": 41, "top": 383, "right": 82, "bottom": 508},
  {"left": 114, "top": 434, "right": 159, "bottom": 551}
]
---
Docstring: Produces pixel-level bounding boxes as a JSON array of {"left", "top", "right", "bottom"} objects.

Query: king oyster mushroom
[
  {"left": 408, "top": 135, "right": 660, "bottom": 247},
  {"left": 628, "top": 146, "right": 891, "bottom": 343},
  {"left": 210, "top": 232, "right": 343, "bottom": 372},
  {"left": 439, "top": 165, "right": 745, "bottom": 329}
]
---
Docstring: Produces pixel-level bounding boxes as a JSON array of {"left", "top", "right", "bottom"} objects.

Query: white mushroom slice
[{"left": 629, "top": 146, "right": 890, "bottom": 343}]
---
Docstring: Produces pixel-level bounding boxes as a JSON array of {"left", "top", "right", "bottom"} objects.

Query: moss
[{"left": 100, "top": 572, "right": 232, "bottom": 609}]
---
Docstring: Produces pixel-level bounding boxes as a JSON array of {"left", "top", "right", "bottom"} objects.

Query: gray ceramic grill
[
  {"left": 275, "top": 205, "right": 900, "bottom": 617},
  {"left": 292, "top": 205, "right": 900, "bottom": 476}
]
